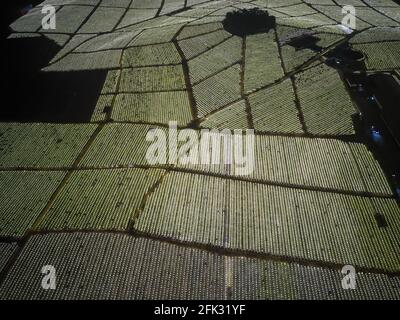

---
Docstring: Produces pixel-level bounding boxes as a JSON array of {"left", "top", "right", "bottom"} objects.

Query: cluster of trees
[{"left": 223, "top": 8, "right": 276, "bottom": 37}]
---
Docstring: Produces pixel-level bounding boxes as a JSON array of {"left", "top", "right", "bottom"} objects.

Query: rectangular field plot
[
  {"left": 0, "top": 233, "right": 225, "bottom": 300},
  {"left": 295, "top": 64, "right": 356, "bottom": 136},
  {"left": 122, "top": 43, "right": 181, "bottom": 67},
  {"left": 119, "top": 65, "right": 186, "bottom": 91},
  {"left": 232, "top": 257, "right": 400, "bottom": 300},
  {"left": 78, "top": 7, "right": 125, "bottom": 33},
  {"left": 188, "top": 36, "right": 242, "bottom": 83},
  {"left": 79, "top": 123, "right": 163, "bottom": 167},
  {"left": 44, "top": 50, "right": 122, "bottom": 71},
  {"left": 240, "top": 135, "right": 393, "bottom": 195},
  {"left": 38, "top": 168, "right": 164, "bottom": 231},
  {"left": 193, "top": 65, "right": 241, "bottom": 117},
  {"left": 39, "top": 6, "right": 94, "bottom": 33},
  {"left": 129, "top": 23, "right": 184, "bottom": 45},
  {"left": 179, "top": 30, "right": 232, "bottom": 60},
  {"left": 75, "top": 32, "right": 140, "bottom": 53},
  {"left": 0, "top": 171, "right": 65, "bottom": 238},
  {"left": 352, "top": 42, "right": 400, "bottom": 70},
  {"left": 244, "top": 33, "right": 284, "bottom": 93},
  {"left": 200, "top": 100, "right": 248, "bottom": 130},
  {"left": 112, "top": 91, "right": 192, "bottom": 125},
  {"left": 0, "top": 243, "right": 18, "bottom": 274},
  {"left": 135, "top": 171, "right": 227, "bottom": 247},
  {"left": 228, "top": 179, "right": 400, "bottom": 272},
  {"left": 248, "top": 79, "right": 303, "bottom": 134},
  {"left": 116, "top": 9, "right": 158, "bottom": 29},
  {"left": 177, "top": 22, "right": 223, "bottom": 40},
  {"left": 0, "top": 123, "right": 96, "bottom": 168}
]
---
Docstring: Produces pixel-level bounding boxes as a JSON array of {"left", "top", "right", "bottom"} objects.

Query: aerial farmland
[{"left": 0, "top": 0, "right": 399, "bottom": 301}]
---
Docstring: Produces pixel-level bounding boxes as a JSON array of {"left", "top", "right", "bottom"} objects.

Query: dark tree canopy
[{"left": 223, "top": 8, "right": 276, "bottom": 37}]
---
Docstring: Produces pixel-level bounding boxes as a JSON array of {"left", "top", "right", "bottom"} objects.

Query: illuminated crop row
[
  {"left": 188, "top": 36, "right": 242, "bottom": 83},
  {"left": 122, "top": 42, "right": 181, "bottom": 67},
  {"left": 295, "top": 64, "right": 356, "bottom": 135},
  {"left": 112, "top": 91, "right": 192, "bottom": 125},
  {"left": 248, "top": 79, "right": 303, "bottom": 133},
  {"left": 38, "top": 168, "right": 164, "bottom": 231},
  {"left": 244, "top": 32, "right": 284, "bottom": 93},
  {"left": 0, "top": 233, "right": 225, "bottom": 299},
  {"left": 179, "top": 29, "right": 231, "bottom": 60},
  {"left": 193, "top": 65, "right": 241, "bottom": 117}
]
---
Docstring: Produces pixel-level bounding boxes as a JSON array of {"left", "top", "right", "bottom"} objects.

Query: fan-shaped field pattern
[
  {"left": 295, "top": 64, "right": 356, "bottom": 136},
  {"left": 193, "top": 65, "right": 241, "bottom": 117},
  {"left": 122, "top": 43, "right": 182, "bottom": 67},
  {"left": 188, "top": 36, "right": 242, "bottom": 83},
  {"left": 244, "top": 33, "right": 284, "bottom": 93},
  {"left": 0, "top": 123, "right": 96, "bottom": 168},
  {"left": 248, "top": 80, "right": 303, "bottom": 134},
  {"left": 0, "top": 171, "right": 66, "bottom": 238},
  {"left": 0, "top": 233, "right": 225, "bottom": 300},
  {"left": 37, "top": 168, "right": 165, "bottom": 231},
  {"left": 112, "top": 91, "right": 192, "bottom": 125},
  {"left": 135, "top": 171, "right": 400, "bottom": 271}
]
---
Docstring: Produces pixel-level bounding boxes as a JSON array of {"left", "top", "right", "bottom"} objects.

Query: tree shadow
[{"left": 2, "top": 35, "right": 107, "bottom": 123}]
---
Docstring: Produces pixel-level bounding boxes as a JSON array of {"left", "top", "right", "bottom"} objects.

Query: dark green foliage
[{"left": 223, "top": 8, "right": 276, "bottom": 37}]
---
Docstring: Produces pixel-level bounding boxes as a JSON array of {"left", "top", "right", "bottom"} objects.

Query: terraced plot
[
  {"left": 244, "top": 32, "right": 284, "bottom": 93},
  {"left": 0, "top": 233, "right": 225, "bottom": 300},
  {"left": 248, "top": 79, "right": 303, "bottom": 134},
  {"left": 232, "top": 257, "right": 400, "bottom": 300},
  {"left": 0, "top": 123, "right": 96, "bottom": 168},
  {"left": 295, "top": 64, "right": 357, "bottom": 136},
  {"left": 112, "top": 91, "right": 192, "bottom": 125},
  {"left": 188, "top": 36, "right": 242, "bottom": 83},
  {"left": 2, "top": 0, "right": 400, "bottom": 300},
  {"left": 352, "top": 41, "right": 400, "bottom": 70},
  {"left": 0, "top": 171, "right": 66, "bottom": 238},
  {"left": 200, "top": 100, "right": 249, "bottom": 130},
  {"left": 179, "top": 29, "right": 232, "bottom": 60},
  {"left": 38, "top": 168, "right": 164, "bottom": 231},
  {"left": 193, "top": 65, "right": 242, "bottom": 117},
  {"left": 122, "top": 43, "right": 181, "bottom": 67},
  {"left": 119, "top": 65, "right": 186, "bottom": 92}
]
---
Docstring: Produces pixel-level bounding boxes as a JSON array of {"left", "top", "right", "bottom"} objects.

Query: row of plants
[
  {"left": 0, "top": 171, "right": 65, "bottom": 238},
  {"left": 0, "top": 123, "right": 96, "bottom": 168},
  {"left": 38, "top": 168, "right": 164, "bottom": 231},
  {"left": 228, "top": 179, "right": 400, "bottom": 271},
  {"left": 248, "top": 79, "right": 303, "bottom": 134}
]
